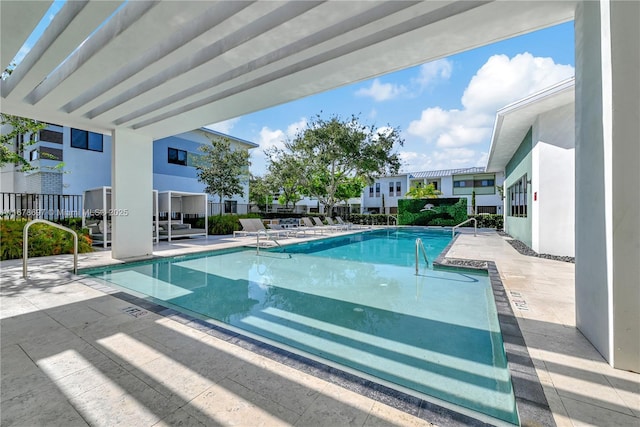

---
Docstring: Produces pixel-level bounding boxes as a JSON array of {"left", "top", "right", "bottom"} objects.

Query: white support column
[
  {"left": 111, "top": 129, "right": 154, "bottom": 260},
  {"left": 575, "top": 0, "right": 639, "bottom": 372}
]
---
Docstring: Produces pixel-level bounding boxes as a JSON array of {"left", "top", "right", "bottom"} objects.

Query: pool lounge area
[{"left": 2, "top": 228, "right": 639, "bottom": 427}]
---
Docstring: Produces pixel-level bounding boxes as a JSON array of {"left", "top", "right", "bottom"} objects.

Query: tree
[
  {"left": 265, "top": 149, "right": 304, "bottom": 210},
  {"left": 1, "top": 113, "right": 46, "bottom": 170},
  {"left": 195, "top": 135, "right": 250, "bottom": 215},
  {"left": 405, "top": 183, "right": 442, "bottom": 199},
  {"left": 285, "top": 114, "right": 403, "bottom": 215},
  {"left": 249, "top": 174, "right": 275, "bottom": 211}
]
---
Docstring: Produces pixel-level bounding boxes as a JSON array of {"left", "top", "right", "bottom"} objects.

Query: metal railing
[
  {"left": 256, "top": 230, "right": 290, "bottom": 258},
  {"left": 23, "top": 219, "right": 78, "bottom": 278},
  {"left": 452, "top": 217, "right": 477, "bottom": 238},
  {"left": 415, "top": 238, "right": 429, "bottom": 275},
  {"left": 1, "top": 192, "right": 83, "bottom": 221}
]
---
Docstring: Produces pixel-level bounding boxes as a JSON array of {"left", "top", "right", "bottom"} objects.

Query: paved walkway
[{"left": 1, "top": 230, "right": 638, "bottom": 426}]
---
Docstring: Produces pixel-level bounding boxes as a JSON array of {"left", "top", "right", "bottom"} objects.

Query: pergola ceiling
[{"left": 1, "top": 1, "right": 576, "bottom": 140}]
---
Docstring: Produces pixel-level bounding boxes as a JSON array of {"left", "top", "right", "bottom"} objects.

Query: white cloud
[
  {"left": 204, "top": 117, "right": 240, "bottom": 134},
  {"left": 461, "top": 53, "right": 574, "bottom": 113},
  {"left": 356, "top": 78, "right": 407, "bottom": 101},
  {"left": 408, "top": 53, "right": 574, "bottom": 150},
  {"left": 414, "top": 59, "right": 453, "bottom": 89},
  {"left": 250, "top": 117, "right": 309, "bottom": 176},
  {"left": 286, "top": 117, "right": 307, "bottom": 138}
]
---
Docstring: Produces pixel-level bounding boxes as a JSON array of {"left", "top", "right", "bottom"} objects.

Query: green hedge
[
  {"left": 398, "top": 198, "right": 467, "bottom": 226},
  {"left": 345, "top": 214, "right": 397, "bottom": 225},
  {"left": 466, "top": 214, "right": 504, "bottom": 230},
  {"left": 1, "top": 219, "right": 93, "bottom": 261}
]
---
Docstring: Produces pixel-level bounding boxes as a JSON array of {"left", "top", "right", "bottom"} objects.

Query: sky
[{"left": 206, "top": 21, "right": 575, "bottom": 177}]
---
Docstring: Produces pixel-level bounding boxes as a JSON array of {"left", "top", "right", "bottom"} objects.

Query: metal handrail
[
  {"left": 256, "top": 230, "right": 287, "bottom": 256},
  {"left": 23, "top": 219, "right": 78, "bottom": 278},
  {"left": 387, "top": 214, "right": 398, "bottom": 226},
  {"left": 452, "top": 218, "right": 477, "bottom": 238},
  {"left": 415, "top": 238, "right": 429, "bottom": 275}
]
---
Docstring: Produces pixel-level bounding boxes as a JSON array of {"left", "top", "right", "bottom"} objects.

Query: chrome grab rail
[
  {"left": 387, "top": 214, "right": 398, "bottom": 226},
  {"left": 415, "top": 238, "right": 429, "bottom": 275},
  {"left": 256, "top": 230, "right": 284, "bottom": 255},
  {"left": 452, "top": 218, "right": 477, "bottom": 238},
  {"left": 23, "top": 219, "right": 78, "bottom": 278}
]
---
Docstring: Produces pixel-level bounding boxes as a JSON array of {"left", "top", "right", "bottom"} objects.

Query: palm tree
[{"left": 405, "top": 183, "right": 442, "bottom": 199}]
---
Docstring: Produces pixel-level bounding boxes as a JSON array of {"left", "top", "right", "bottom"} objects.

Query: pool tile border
[{"left": 80, "top": 251, "right": 554, "bottom": 427}]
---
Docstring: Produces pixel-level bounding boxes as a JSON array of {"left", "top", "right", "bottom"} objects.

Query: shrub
[
  {"left": 1, "top": 219, "right": 93, "bottom": 261},
  {"left": 397, "top": 198, "right": 467, "bottom": 226},
  {"left": 467, "top": 214, "right": 504, "bottom": 230},
  {"left": 345, "top": 214, "right": 396, "bottom": 225}
]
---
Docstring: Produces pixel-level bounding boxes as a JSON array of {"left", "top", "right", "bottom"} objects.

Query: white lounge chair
[
  {"left": 312, "top": 217, "right": 341, "bottom": 232},
  {"left": 301, "top": 217, "right": 327, "bottom": 234},
  {"left": 234, "top": 218, "right": 289, "bottom": 238}
]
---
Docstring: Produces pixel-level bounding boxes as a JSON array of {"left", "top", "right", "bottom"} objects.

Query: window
[
  {"left": 39, "top": 129, "right": 63, "bottom": 144},
  {"left": 29, "top": 149, "right": 39, "bottom": 161},
  {"left": 396, "top": 181, "right": 401, "bottom": 195},
  {"left": 389, "top": 182, "right": 394, "bottom": 197},
  {"left": 453, "top": 180, "right": 466, "bottom": 188},
  {"left": 71, "top": 128, "right": 103, "bottom": 151},
  {"left": 508, "top": 174, "right": 528, "bottom": 217},
  {"left": 474, "top": 179, "right": 495, "bottom": 187},
  {"left": 375, "top": 183, "right": 380, "bottom": 197},
  {"left": 369, "top": 186, "right": 374, "bottom": 197},
  {"left": 224, "top": 200, "right": 238, "bottom": 214},
  {"left": 168, "top": 147, "right": 187, "bottom": 165}
]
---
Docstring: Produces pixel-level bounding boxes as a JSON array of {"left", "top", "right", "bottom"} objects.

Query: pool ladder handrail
[
  {"left": 23, "top": 219, "right": 78, "bottom": 278},
  {"left": 452, "top": 217, "right": 477, "bottom": 238},
  {"left": 415, "top": 238, "right": 429, "bottom": 275},
  {"left": 256, "top": 230, "right": 289, "bottom": 257}
]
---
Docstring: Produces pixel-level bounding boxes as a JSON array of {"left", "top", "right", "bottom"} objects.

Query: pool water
[{"left": 84, "top": 228, "right": 519, "bottom": 425}]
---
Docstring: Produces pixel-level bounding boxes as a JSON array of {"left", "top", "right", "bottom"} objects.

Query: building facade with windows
[
  {"left": 486, "top": 78, "right": 575, "bottom": 257},
  {"left": 1, "top": 124, "right": 257, "bottom": 214},
  {"left": 361, "top": 167, "right": 504, "bottom": 215}
]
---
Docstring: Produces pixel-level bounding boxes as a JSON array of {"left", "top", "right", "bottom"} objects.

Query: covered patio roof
[{"left": 1, "top": 1, "right": 575, "bottom": 140}]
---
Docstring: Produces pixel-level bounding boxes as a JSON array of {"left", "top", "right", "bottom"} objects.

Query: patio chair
[
  {"left": 312, "top": 217, "right": 341, "bottom": 232},
  {"left": 234, "top": 218, "right": 289, "bottom": 238},
  {"left": 300, "top": 217, "right": 327, "bottom": 234},
  {"left": 335, "top": 216, "right": 367, "bottom": 229},
  {"left": 326, "top": 217, "right": 349, "bottom": 230}
]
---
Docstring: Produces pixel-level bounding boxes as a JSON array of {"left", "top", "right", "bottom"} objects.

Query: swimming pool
[{"left": 83, "top": 228, "right": 518, "bottom": 425}]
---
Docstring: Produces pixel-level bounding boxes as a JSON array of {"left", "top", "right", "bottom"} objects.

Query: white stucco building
[
  {"left": 0, "top": 125, "right": 257, "bottom": 214},
  {"left": 361, "top": 168, "right": 504, "bottom": 215},
  {"left": 487, "top": 78, "right": 575, "bottom": 257}
]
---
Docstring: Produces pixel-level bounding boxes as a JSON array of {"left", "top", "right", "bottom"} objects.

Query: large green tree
[
  {"left": 265, "top": 148, "right": 304, "bottom": 210},
  {"left": 195, "top": 136, "right": 250, "bottom": 215},
  {"left": 282, "top": 114, "right": 403, "bottom": 215},
  {"left": 249, "top": 174, "right": 275, "bottom": 211},
  {"left": 1, "top": 113, "right": 46, "bottom": 170}
]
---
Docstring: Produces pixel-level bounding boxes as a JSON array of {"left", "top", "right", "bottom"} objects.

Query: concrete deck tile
[
  {"left": 294, "top": 383, "right": 374, "bottom": 427},
  {"left": 68, "top": 367, "right": 179, "bottom": 427},
  {"left": 94, "top": 332, "right": 166, "bottom": 371},
  {"left": 364, "top": 402, "right": 433, "bottom": 427},
  {"left": 186, "top": 378, "right": 301, "bottom": 426},
  {"left": 226, "top": 358, "right": 325, "bottom": 415},
  {"left": 152, "top": 408, "right": 209, "bottom": 427},
  {"left": 562, "top": 395, "right": 640, "bottom": 427},
  {"left": 0, "top": 295, "right": 43, "bottom": 319},
  {"left": 0, "top": 383, "right": 83, "bottom": 427}
]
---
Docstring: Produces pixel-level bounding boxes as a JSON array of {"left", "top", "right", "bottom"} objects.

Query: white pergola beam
[{"left": 0, "top": 0, "right": 53, "bottom": 71}]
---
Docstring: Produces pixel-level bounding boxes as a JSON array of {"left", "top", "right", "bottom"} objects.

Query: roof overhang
[
  {"left": 486, "top": 77, "right": 575, "bottom": 172},
  {"left": 1, "top": 1, "right": 576, "bottom": 140}
]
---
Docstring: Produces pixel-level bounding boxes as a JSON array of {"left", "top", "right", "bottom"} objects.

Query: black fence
[{"left": 1, "top": 192, "right": 84, "bottom": 221}]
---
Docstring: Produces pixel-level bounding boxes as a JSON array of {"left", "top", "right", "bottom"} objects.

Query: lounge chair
[
  {"left": 300, "top": 217, "right": 327, "bottom": 234},
  {"left": 234, "top": 218, "right": 289, "bottom": 238},
  {"left": 326, "top": 217, "right": 349, "bottom": 230},
  {"left": 312, "top": 217, "right": 341, "bottom": 232},
  {"left": 335, "top": 216, "right": 367, "bottom": 229}
]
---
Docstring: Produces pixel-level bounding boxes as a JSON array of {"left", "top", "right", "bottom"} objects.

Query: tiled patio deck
[{"left": 1, "top": 230, "right": 638, "bottom": 426}]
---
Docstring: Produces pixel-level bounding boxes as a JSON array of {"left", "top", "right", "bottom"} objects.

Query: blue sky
[{"left": 207, "top": 22, "right": 575, "bottom": 176}]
